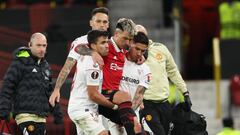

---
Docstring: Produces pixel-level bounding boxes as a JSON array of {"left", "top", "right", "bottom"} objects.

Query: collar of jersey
[{"left": 111, "top": 37, "right": 123, "bottom": 53}]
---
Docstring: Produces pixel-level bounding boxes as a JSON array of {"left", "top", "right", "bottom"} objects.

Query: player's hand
[
  {"left": 133, "top": 117, "right": 142, "bottom": 134},
  {"left": 49, "top": 90, "right": 60, "bottom": 107},
  {"left": 92, "top": 51, "right": 104, "bottom": 69},
  {"left": 52, "top": 103, "right": 63, "bottom": 125},
  {"left": 139, "top": 103, "right": 144, "bottom": 110}
]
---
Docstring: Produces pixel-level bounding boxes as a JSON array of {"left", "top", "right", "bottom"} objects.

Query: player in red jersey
[
  {"left": 70, "top": 18, "right": 144, "bottom": 135},
  {"left": 98, "top": 18, "right": 144, "bottom": 135}
]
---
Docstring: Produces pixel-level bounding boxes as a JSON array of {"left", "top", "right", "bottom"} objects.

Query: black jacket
[{"left": 0, "top": 47, "right": 58, "bottom": 117}]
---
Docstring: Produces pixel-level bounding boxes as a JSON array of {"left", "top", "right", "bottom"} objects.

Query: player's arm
[
  {"left": 75, "top": 44, "right": 92, "bottom": 55},
  {"left": 132, "top": 85, "right": 146, "bottom": 110},
  {"left": 75, "top": 45, "right": 104, "bottom": 68},
  {"left": 49, "top": 57, "right": 76, "bottom": 106},
  {"left": 0, "top": 60, "right": 22, "bottom": 119},
  {"left": 87, "top": 86, "right": 116, "bottom": 109}
]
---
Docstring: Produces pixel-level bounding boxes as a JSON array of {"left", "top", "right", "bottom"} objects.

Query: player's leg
[
  {"left": 141, "top": 100, "right": 166, "bottom": 135},
  {"left": 73, "top": 121, "right": 86, "bottom": 135},
  {"left": 113, "top": 91, "right": 140, "bottom": 135}
]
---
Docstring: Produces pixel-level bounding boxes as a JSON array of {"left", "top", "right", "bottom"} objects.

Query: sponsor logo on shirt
[
  {"left": 32, "top": 68, "right": 37, "bottom": 72},
  {"left": 91, "top": 71, "right": 99, "bottom": 79},
  {"left": 122, "top": 76, "right": 139, "bottom": 84},
  {"left": 110, "top": 63, "right": 123, "bottom": 71}
]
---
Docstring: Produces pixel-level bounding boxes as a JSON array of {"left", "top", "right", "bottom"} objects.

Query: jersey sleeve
[
  {"left": 139, "top": 64, "right": 152, "bottom": 89},
  {"left": 68, "top": 35, "right": 88, "bottom": 60},
  {"left": 164, "top": 45, "right": 187, "bottom": 93},
  {"left": 85, "top": 60, "right": 102, "bottom": 86}
]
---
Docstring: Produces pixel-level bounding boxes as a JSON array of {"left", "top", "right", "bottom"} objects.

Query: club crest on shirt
[
  {"left": 145, "top": 114, "right": 152, "bottom": 121},
  {"left": 91, "top": 71, "right": 99, "bottom": 79},
  {"left": 155, "top": 53, "right": 162, "bottom": 60},
  {"left": 27, "top": 124, "right": 35, "bottom": 132}
]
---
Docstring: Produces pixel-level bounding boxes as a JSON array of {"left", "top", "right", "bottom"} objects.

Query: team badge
[
  {"left": 155, "top": 53, "right": 162, "bottom": 60},
  {"left": 27, "top": 124, "right": 35, "bottom": 132},
  {"left": 44, "top": 69, "right": 50, "bottom": 80},
  {"left": 91, "top": 71, "right": 99, "bottom": 79},
  {"left": 145, "top": 74, "right": 151, "bottom": 84},
  {"left": 145, "top": 114, "right": 152, "bottom": 121},
  {"left": 45, "top": 69, "right": 50, "bottom": 77}
]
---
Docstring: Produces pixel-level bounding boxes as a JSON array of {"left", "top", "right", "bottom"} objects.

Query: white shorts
[
  {"left": 102, "top": 116, "right": 126, "bottom": 135},
  {"left": 70, "top": 111, "right": 106, "bottom": 135}
]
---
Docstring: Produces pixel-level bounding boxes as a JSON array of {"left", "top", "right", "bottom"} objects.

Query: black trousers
[
  {"left": 18, "top": 121, "right": 46, "bottom": 135},
  {"left": 140, "top": 99, "right": 173, "bottom": 135}
]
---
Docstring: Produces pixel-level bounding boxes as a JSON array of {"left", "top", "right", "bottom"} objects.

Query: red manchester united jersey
[{"left": 102, "top": 37, "right": 126, "bottom": 90}]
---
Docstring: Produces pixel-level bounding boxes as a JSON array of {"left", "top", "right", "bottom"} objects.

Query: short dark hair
[
  {"left": 91, "top": 7, "right": 109, "bottom": 17},
  {"left": 87, "top": 30, "right": 109, "bottom": 44},
  {"left": 133, "top": 32, "right": 149, "bottom": 46},
  {"left": 223, "top": 117, "right": 234, "bottom": 128}
]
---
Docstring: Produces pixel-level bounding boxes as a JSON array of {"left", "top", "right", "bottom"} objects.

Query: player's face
[
  {"left": 129, "top": 42, "right": 148, "bottom": 62},
  {"left": 114, "top": 31, "right": 133, "bottom": 49},
  {"left": 94, "top": 36, "right": 109, "bottom": 56},
  {"left": 29, "top": 36, "right": 47, "bottom": 59},
  {"left": 90, "top": 13, "right": 109, "bottom": 31}
]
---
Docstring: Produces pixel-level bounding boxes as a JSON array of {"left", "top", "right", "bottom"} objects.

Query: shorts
[
  {"left": 99, "top": 89, "right": 121, "bottom": 125},
  {"left": 18, "top": 121, "right": 46, "bottom": 135},
  {"left": 70, "top": 111, "right": 106, "bottom": 135}
]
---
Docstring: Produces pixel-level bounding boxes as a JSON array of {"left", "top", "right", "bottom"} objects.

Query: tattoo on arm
[
  {"left": 132, "top": 86, "right": 146, "bottom": 110},
  {"left": 75, "top": 44, "right": 92, "bottom": 56},
  {"left": 55, "top": 57, "right": 76, "bottom": 90}
]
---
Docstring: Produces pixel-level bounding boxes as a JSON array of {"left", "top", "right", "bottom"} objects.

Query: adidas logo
[{"left": 32, "top": 68, "right": 37, "bottom": 72}]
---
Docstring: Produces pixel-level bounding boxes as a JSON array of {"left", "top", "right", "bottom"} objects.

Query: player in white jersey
[
  {"left": 68, "top": 30, "right": 112, "bottom": 135},
  {"left": 106, "top": 32, "right": 152, "bottom": 135},
  {"left": 49, "top": 7, "right": 109, "bottom": 107},
  {"left": 48, "top": 7, "right": 109, "bottom": 135},
  {"left": 120, "top": 32, "right": 151, "bottom": 113}
]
